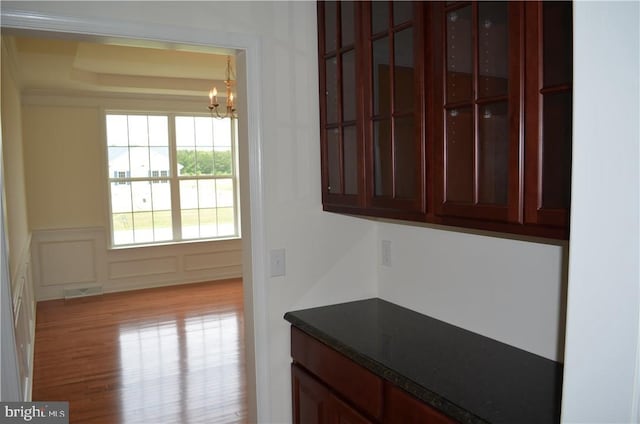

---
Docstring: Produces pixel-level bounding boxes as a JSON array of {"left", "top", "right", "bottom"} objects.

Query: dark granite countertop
[{"left": 284, "top": 298, "right": 562, "bottom": 424}]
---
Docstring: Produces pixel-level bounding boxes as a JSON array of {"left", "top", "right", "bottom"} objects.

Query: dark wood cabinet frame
[{"left": 317, "top": 0, "right": 571, "bottom": 240}]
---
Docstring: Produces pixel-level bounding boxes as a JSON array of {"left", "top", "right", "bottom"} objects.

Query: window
[{"left": 106, "top": 113, "right": 239, "bottom": 247}]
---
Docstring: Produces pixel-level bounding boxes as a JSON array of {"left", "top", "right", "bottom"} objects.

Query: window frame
[{"left": 104, "top": 110, "right": 241, "bottom": 248}]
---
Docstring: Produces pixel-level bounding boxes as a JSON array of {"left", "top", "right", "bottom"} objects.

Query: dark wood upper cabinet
[
  {"left": 363, "top": 1, "right": 426, "bottom": 219},
  {"left": 433, "top": 1, "right": 524, "bottom": 224},
  {"left": 316, "top": 0, "right": 572, "bottom": 239},
  {"left": 524, "top": 1, "right": 573, "bottom": 229},
  {"left": 319, "top": 1, "right": 365, "bottom": 211}
]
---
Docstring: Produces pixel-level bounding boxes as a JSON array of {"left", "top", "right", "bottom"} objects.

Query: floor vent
[{"left": 64, "top": 286, "right": 103, "bottom": 299}]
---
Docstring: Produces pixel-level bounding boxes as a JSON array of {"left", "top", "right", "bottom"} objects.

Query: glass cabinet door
[
  {"left": 436, "top": 1, "right": 522, "bottom": 223},
  {"left": 319, "top": 1, "right": 363, "bottom": 208},
  {"left": 525, "top": 1, "right": 572, "bottom": 229},
  {"left": 365, "top": 1, "right": 425, "bottom": 217}
]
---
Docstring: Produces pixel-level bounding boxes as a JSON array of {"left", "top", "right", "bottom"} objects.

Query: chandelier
[{"left": 208, "top": 55, "right": 238, "bottom": 119}]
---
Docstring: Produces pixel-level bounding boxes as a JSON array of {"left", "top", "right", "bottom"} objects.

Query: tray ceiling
[{"left": 9, "top": 35, "right": 234, "bottom": 99}]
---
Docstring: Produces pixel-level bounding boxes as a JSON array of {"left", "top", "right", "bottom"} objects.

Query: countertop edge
[{"left": 284, "top": 312, "right": 489, "bottom": 424}]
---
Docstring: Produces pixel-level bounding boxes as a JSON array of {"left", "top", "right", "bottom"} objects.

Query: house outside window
[{"left": 105, "top": 113, "right": 239, "bottom": 247}]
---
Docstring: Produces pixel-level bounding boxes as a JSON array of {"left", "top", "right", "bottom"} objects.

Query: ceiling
[{"left": 7, "top": 35, "right": 235, "bottom": 99}]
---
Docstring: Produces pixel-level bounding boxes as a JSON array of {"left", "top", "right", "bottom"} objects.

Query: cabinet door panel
[
  {"left": 394, "top": 116, "right": 418, "bottom": 199},
  {"left": 332, "top": 394, "right": 374, "bottom": 424},
  {"left": 393, "top": 1, "right": 413, "bottom": 26},
  {"left": 478, "top": 2, "right": 509, "bottom": 99},
  {"left": 341, "top": 1, "right": 355, "bottom": 47},
  {"left": 342, "top": 50, "right": 357, "bottom": 122},
  {"left": 326, "top": 128, "right": 341, "bottom": 194},
  {"left": 292, "top": 364, "right": 331, "bottom": 424},
  {"left": 365, "top": 1, "right": 425, "bottom": 217},
  {"left": 394, "top": 28, "right": 415, "bottom": 113},
  {"left": 371, "top": 1, "right": 389, "bottom": 35},
  {"left": 436, "top": 2, "right": 522, "bottom": 224},
  {"left": 343, "top": 125, "right": 359, "bottom": 195},
  {"left": 319, "top": 1, "right": 364, "bottom": 209},
  {"left": 324, "top": 1, "right": 338, "bottom": 53},
  {"left": 445, "top": 107, "right": 474, "bottom": 203},
  {"left": 478, "top": 101, "right": 509, "bottom": 205},
  {"left": 372, "top": 36, "right": 391, "bottom": 116},
  {"left": 291, "top": 327, "right": 384, "bottom": 421},
  {"left": 326, "top": 58, "right": 339, "bottom": 125},
  {"left": 524, "top": 1, "right": 572, "bottom": 230},
  {"left": 446, "top": 6, "right": 473, "bottom": 104},
  {"left": 292, "top": 363, "right": 375, "bottom": 424},
  {"left": 373, "top": 119, "right": 393, "bottom": 197}
]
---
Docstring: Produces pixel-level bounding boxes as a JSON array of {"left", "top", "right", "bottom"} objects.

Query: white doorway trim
[{"left": 0, "top": 7, "right": 270, "bottom": 422}]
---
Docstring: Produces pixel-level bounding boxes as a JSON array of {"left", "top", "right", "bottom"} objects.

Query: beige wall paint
[
  {"left": 1, "top": 38, "right": 30, "bottom": 280},
  {"left": 22, "top": 104, "right": 104, "bottom": 229}
]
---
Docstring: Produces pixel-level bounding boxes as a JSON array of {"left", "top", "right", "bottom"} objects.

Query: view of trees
[{"left": 177, "top": 149, "right": 232, "bottom": 175}]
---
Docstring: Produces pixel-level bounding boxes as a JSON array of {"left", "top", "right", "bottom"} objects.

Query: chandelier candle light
[{"left": 208, "top": 55, "right": 238, "bottom": 119}]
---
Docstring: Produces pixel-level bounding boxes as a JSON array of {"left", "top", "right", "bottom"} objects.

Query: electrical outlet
[
  {"left": 270, "top": 248, "right": 286, "bottom": 277},
  {"left": 381, "top": 240, "right": 392, "bottom": 267}
]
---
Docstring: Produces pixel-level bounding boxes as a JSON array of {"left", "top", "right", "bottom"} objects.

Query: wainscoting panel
[
  {"left": 184, "top": 249, "right": 242, "bottom": 272},
  {"left": 31, "top": 227, "right": 242, "bottom": 300},
  {"left": 12, "top": 236, "right": 35, "bottom": 400},
  {"left": 39, "top": 239, "right": 96, "bottom": 286},
  {"left": 108, "top": 256, "right": 178, "bottom": 280}
]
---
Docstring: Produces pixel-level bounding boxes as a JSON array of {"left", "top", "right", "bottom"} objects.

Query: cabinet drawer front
[
  {"left": 384, "top": 383, "right": 459, "bottom": 424},
  {"left": 291, "top": 327, "right": 383, "bottom": 420}
]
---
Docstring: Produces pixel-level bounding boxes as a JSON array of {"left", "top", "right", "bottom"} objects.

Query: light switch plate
[{"left": 270, "top": 248, "right": 286, "bottom": 277}]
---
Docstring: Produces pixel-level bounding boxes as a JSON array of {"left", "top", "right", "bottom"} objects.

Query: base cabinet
[
  {"left": 290, "top": 327, "right": 458, "bottom": 424},
  {"left": 292, "top": 364, "right": 373, "bottom": 424}
]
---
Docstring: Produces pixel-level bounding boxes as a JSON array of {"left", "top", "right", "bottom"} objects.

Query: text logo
[{"left": 1, "top": 402, "right": 68, "bottom": 424}]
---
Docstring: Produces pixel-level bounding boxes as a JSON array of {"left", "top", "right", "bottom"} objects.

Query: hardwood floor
[{"left": 32, "top": 278, "right": 247, "bottom": 424}]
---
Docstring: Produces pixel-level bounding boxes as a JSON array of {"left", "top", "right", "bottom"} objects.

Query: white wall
[
  {"left": 378, "top": 223, "right": 567, "bottom": 361},
  {"left": 561, "top": 2, "right": 640, "bottom": 423}
]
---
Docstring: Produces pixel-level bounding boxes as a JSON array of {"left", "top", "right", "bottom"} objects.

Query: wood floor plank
[{"left": 32, "top": 279, "right": 247, "bottom": 424}]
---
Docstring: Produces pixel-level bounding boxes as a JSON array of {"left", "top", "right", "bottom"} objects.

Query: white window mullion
[
  {"left": 126, "top": 116, "right": 137, "bottom": 244},
  {"left": 168, "top": 114, "right": 182, "bottom": 241},
  {"left": 231, "top": 118, "right": 240, "bottom": 237},
  {"left": 145, "top": 116, "right": 156, "bottom": 240}
]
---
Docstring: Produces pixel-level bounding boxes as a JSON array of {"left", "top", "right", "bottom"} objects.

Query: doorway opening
[{"left": 0, "top": 10, "right": 269, "bottom": 422}]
